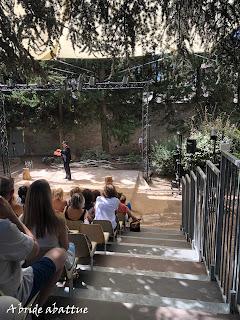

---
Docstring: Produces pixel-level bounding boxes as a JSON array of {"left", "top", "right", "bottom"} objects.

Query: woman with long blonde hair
[{"left": 52, "top": 188, "right": 67, "bottom": 213}]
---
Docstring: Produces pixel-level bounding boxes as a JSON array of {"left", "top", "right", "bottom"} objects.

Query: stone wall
[{"left": 18, "top": 103, "right": 195, "bottom": 157}]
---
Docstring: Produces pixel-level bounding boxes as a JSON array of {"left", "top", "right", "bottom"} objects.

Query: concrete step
[
  {"left": 139, "top": 227, "right": 182, "bottom": 235},
  {"left": 54, "top": 287, "right": 229, "bottom": 315},
  {"left": 72, "top": 270, "right": 222, "bottom": 303},
  {"left": 121, "top": 231, "right": 186, "bottom": 240},
  {"left": 117, "top": 236, "right": 190, "bottom": 248},
  {"left": 92, "top": 254, "right": 207, "bottom": 275},
  {"left": 101, "top": 244, "right": 198, "bottom": 261},
  {"left": 43, "top": 296, "right": 239, "bottom": 320}
]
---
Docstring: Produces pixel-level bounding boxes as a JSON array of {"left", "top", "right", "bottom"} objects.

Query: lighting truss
[
  {"left": 0, "top": 81, "right": 149, "bottom": 92},
  {"left": 0, "top": 96, "right": 11, "bottom": 176}
]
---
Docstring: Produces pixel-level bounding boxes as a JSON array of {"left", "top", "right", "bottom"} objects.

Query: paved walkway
[{"left": 43, "top": 227, "right": 238, "bottom": 320}]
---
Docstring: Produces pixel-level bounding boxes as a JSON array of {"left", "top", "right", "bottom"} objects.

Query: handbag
[{"left": 130, "top": 220, "right": 141, "bottom": 232}]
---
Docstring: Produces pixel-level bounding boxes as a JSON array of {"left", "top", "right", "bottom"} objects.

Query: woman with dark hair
[
  {"left": 82, "top": 189, "right": 95, "bottom": 222},
  {"left": 92, "top": 189, "right": 101, "bottom": 202},
  {"left": 94, "top": 184, "right": 120, "bottom": 230},
  {"left": 18, "top": 185, "right": 29, "bottom": 205},
  {"left": 64, "top": 192, "right": 88, "bottom": 222},
  {"left": 23, "top": 179, "right": 68, "bottom": 251}
]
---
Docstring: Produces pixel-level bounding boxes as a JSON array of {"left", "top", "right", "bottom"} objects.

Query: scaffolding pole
[
  {"left": 142, "top": 85, "right": 151, "bottom": 181},
  {"left": 0, "top": 95, "right": 11, "bottom": 176}
]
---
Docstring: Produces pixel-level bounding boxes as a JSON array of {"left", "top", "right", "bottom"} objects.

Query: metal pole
[
  {"left": 0, "top": 95, "right": 11, "bottom": 176},
  {"left": 142, "top": 83, "right": 150, "bottom": 181}
]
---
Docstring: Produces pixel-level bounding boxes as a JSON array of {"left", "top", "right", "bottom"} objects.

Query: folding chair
[
  {"left": 79, "top": 223, "right": 110, "bottom": 254},
  {"left": 93, "top": 220, "right": 117, "bottom": 241},
  {"left": 117, "top": 212, "right": 126, "bottom": 234},
  {"left": 68, "top": 233, "right": 97, "bottom": 271},
  {"left": 25, "top": 246, "right": 77, "bottom": 297},
  {"left": 65, "top": 219, "right": 83, "bottom": 232}
]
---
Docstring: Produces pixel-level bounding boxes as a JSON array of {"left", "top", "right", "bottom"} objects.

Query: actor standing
[{"left": 61, "top": 141, "right": 71, "bottom": 180}]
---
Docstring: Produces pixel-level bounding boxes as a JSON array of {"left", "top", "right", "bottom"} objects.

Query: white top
[
  {"left": 94, "top": 196, "right": 119, "bottom": 229},
  {"left": 0, "top": 219, "right": 34, "bottom": 305},
  {"left": 138, "top": 137, "right": 143, "bottom": 144}
]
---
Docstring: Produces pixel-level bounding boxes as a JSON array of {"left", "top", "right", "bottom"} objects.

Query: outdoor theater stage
[{"left": 13, "top": 164, "right": 181, "bottom": 229}]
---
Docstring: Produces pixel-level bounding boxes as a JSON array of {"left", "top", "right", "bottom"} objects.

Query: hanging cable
[{"left": 55, "top": 58, "right": 95, "bottom": 74}]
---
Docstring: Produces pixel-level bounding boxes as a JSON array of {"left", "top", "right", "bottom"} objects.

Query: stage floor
[{"left": 13, "top": 165, "right": 181, "bottom": 228}]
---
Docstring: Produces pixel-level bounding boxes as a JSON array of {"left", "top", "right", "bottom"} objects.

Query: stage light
[
  {"left": 210, "top": 128, "right": 217, "bottom": 141},
  {"left": 89, "top": 76, "right": 96, "bottom": 86},
  {"left": 71, "top": 91, "right": 78, "bottom": 100},
  {"left": 77, "top": 74, "right": 84, "bottom": 91},
  {"left": 186, "top": 139, "right": 197, "bottom": 154},
  {"left": 122, "top": 75, "right": 129, "bottom": 85}
]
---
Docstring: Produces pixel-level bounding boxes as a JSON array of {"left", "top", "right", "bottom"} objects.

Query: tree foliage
[{"left": 1, "top": 1, "right": 240, "bottom": 74}]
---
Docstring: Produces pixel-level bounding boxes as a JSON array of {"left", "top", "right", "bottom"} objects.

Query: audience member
[
  {"left": 69, "top": 187, "right": 82, "bottom": 197},
  {"left": 0, "top": 176, "right": 23, "bottom": 216},
  {"left": 64, "top": 192, "right": 88, "bottom": 223},
  {"left": 94, "top": 184, "right": 119, "bottom": 230},
  {"left": 82, "top": 188, "right": 95, "bottom": 222},
  {"left": 18, "top": 185, "right": 29, "bottom": 206},
  {"left": 118, "top": 194, "right": 140, "bottom": 222},
  {"left": 92, "top": 189, "right": 101, "bottom": 202},
  {"left": 23, "top": 179, "right": 69, "bottom": 253},
  {"left": 0, "top": 176, "right": 66, "bottom": 307},
  {"left": 52, "top": 188, "right": 67, "bottom": 213}
]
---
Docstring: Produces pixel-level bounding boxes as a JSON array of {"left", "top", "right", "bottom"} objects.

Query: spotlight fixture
[
  {"left": 89, "top": 76, "right": 96, "bottom": 86},
  {"left": 77, "top": 74, "right": 84, "bottom": 91},
  {"left": 210, "top": 128, "right": 218, "bottom": 141},
  {"left": 122, "top": 75, "right": 129, "bottom": 85}
]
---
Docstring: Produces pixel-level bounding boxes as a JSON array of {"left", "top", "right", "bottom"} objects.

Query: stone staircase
[{"left": 44, "top": 227, "right": 239, "bottom": 320}]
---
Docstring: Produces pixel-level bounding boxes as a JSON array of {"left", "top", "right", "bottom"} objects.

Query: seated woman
[
  {"left": 94, "top": 184, "right": 119, "bottom": 230},
  {"left": 92, "top": 189, "right": 101, "bottom": 203},
  {"left": 69, "top": 187, "right": 82, "bottom": 197},
  {"left": 118, "top": 194, "right": 140, "bottom": 222},
  {"left": 22, "top": 179, "right": 68, "bottom": 259},
  {"left": 82, "top": 189, "right": 95, "bottom": 222},
  {"left": 52, "top": 188, "right": 67, "bottom": 213},
  {"left": 64, "top": 192, "right": 88, "bottom": 223},
  {"left": 18, "top": 185, "right": 29, "bottom": 206},
  {"left": 10, "top": 196, "right": 24, "bottom": 217}
]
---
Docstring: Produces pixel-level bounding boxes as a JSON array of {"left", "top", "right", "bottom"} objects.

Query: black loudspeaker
[{"left": 186, "top": 139, "right": 197, "bottom": 154}]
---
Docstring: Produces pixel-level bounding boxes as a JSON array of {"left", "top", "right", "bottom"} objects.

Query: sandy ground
[{"left": 13, "top": 163, "right": 182, "bottom": 229}]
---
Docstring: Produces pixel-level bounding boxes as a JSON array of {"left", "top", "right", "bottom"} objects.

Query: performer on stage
[{"left": 61, "top": 141, "right": 71, "bottom": 180}]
